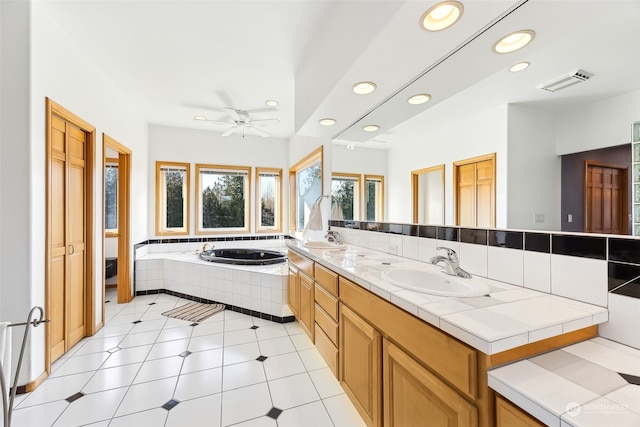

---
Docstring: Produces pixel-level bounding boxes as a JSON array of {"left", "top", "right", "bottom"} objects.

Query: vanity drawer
[
  {"left": 315, "top": 304, "right": 339, "bottom": 345},
  {"left": 315, "top": 323, "right": 339, "bottom": 377},
  {"left": 315, "top": 283, "right": 339, "bottom": 320},
  {"left": 315, "top": 263, "right": 338, "bottom": 297},
  {"left": 288, "top": 250, "right": 314, "bottom": 278}
]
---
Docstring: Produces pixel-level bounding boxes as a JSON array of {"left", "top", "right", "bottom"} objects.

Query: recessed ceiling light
[
  {"left": 509, "top": 61, "right": 530, "bottom": 72},
  {"left": 407, "top": 93, "right": 432, "bottom": 105},
  {"left": 493, "top": 30, "right": 535, "bottom": 54},
  {"left": 319, "top": 118, "right": 336, "bottom": 126},
  {"left": 363, "top": 125, "right": 379, "bottom": 132},
  {"left": 265, "top": 100, "right": 279, "bottom": 107},
  {"left": 352, "top": 81, "right": 377, "bottom": 95},
  {"left": 194, "top": 116, "right": 207, "bottom": 121},
  {"left": 420, "top": 1, "right": 463, "bottom": 31}
]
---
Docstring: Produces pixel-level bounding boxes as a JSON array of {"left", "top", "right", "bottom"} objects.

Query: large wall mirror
[{"left": 331, "top": 0, "right": 640, "bottom": 234}]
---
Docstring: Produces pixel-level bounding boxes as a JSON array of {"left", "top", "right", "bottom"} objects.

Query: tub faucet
[
  {"left": 324, "top": 230, "right": 343, "bottom": 244},
  {"left": 430, "top": 247, "right": 472, "bottom": 279},
  {"left": 202, "top": 243, "right": 215, "bottom": 252}
]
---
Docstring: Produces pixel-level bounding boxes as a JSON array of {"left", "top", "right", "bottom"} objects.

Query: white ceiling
[{"left": 39, "top": 0, "right": 640, "bottom": 143}]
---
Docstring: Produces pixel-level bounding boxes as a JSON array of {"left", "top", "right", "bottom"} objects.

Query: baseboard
[{"left": 16, "top": 370, "right": 48, "bottom": 394}]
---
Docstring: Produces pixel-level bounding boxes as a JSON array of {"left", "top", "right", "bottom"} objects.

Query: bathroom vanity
[{"left": 287, "top": 242, "right": 608, "bottom": 427}]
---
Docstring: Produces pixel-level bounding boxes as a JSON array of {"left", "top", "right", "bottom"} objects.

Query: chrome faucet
[
  {"left": 430, "top": 247, "right": 472, "bottom": 279},
  {"left": 324, "top": 230, "right": 343, "bottom": 244}
]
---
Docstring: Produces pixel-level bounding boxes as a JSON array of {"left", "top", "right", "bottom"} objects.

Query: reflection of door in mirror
[
  {"left": 584, "top": 161, "right": 628, "bottom": 235},
  {"left": 411, "top": 165, "right": 444, "bottom": 224},
  {"left": 105, "top": 154, "right": 119, "bottom": 288},
  {"left": 454, "top": 154, "right": 495, "bottom": 228},
  {"left": 364, "top": 175, "right": 384, "bottom": 222}
]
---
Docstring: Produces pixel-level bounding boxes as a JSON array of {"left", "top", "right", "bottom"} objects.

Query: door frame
[
  {"left": 103, "top": 134, "right": 133, "bottom": 307},
  {"left": 453, "top": 153, "right": 496, "bottom": 227},
  {"left": 45, "top": 98, "right": 96, "bottom": 372},
  {"left": 411, "top": 164, "right": 445, "bottom": 223},
  {"left": 583, "top": 160, "right": 629, "bottom": 234}
]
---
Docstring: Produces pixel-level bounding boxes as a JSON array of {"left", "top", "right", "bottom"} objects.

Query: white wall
[
  {"left": 556, "top": 90, "right": 640, "bottom": 155},
  {"left": 506, "top": 104, "right": 561, "bottom": 231},
  {"left": 386, "top": 105, "right": 509, "bottom": 226},
  {"left": 148, "top": 124, "right": 290, "bottom": 236}
]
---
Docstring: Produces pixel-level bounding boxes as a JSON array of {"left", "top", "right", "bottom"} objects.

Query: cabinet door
[
  {"left": 288, "top": 265, "right": 299, "bottom": 317},
  {"left": 383, "top": 339, "right": 478, "bottom": 427},
  {"left": 299, "top": 273, "right": 315, "bottom": 340},
  {"left": 340, "top": 304, "right": 382, "bottom": 427},
  {"left": 496, "top": 395, "right": 544, "bottom": 427}
]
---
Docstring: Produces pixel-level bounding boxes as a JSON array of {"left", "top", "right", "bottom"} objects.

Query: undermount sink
[
  {"left": 382, "top": 268, "right": 490, "bottom": 297},
  {"left": 302, "top": 240, "right": 345, "bottom": 249}
]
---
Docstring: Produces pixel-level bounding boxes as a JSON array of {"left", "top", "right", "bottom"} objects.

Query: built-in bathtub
[
  {"left": 134, "top": 240, "right": 293, "bottom": 322},
  {"left": 199, "top": 248, "right": 287, "bottom": 265}
]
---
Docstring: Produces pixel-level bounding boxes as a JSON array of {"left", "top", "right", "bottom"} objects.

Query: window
[
  {"left": 289, "top": 146, "right": 323, "bottom": 232},
  {"left": 105, "top": 159, "right": 118, "bottom": 235},
  {"left": 256, "top": 168, "right": 282, "bottom": 233},
  {"left": 196, "top": 164, "right": 251, "bottom": 234},
  {"left": 155, "top": 161, "right": 190, "bottom": 235},
  {"left": 331, "top": 173, "right": 361, "bottom": 220},
  {"left": 364, "top": 175, "right": 385, "bottom": 221}
]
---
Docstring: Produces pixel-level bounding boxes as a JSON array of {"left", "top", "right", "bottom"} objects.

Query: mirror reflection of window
[
  {"left": 155, "top": 161, "right": 190, "bottom": 235},
  {"left": 289, "top": 146, "right": 323, "bottom": 233},
  {"left": 412, "top": 165, "right": 444, "bottom": 224},
  {"left": 105, "top": 160, "right": 118, "bottom": 234},
  {"left": 331, "top": 173, "right": 361, "bottom": 220},
  {"left": 256, "top": 168, "right": 282, "bottom": 232},
  {"left": 364, "top": 175, "right": 384, "bottom": 222}
]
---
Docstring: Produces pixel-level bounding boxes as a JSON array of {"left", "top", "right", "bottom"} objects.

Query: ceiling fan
[{"left": 194, "top": 107, "right": 279, "bottom": 138}]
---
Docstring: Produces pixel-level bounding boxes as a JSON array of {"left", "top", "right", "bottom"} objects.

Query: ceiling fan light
[
  {"left": 265, "top": 100, "right": 279, "bottom": 107},
  {"left": 353, "top": 81, "right": 377, "bottom": 95},
  {"left": 509, "top": 61, "right": 530, "bottom": 72},
  {"left": 363, "top": 125, "right": 380, "bottom": 132},
  {"left": 493, "top": 30, "right": 535, "bottom": 54},
  {"left": 408, "top": 93, "right": 431, "bottom": 105},
  {"left": 420, "top": 1, "right": 463, "bottom": 31},
  {"left": 319, "top": 118, "right": 337, "bottom": 126}
]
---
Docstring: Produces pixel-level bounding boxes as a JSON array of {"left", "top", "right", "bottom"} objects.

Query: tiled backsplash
[{"left": 330, "top": 220, "right": 640, "bottom": 350}]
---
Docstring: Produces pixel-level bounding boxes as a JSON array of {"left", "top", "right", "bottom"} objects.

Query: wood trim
[
  {"left": 453, "top": 153, "right": 496, "bottom": 227},
  {"left": 155, "top": 161, "right": 190, "bottom": 236},
  {"left": 255, "top": 167, "right": 283, "bottom": 233},
  {"left": 194, "top": 163, "right": 252, "bottom": 235},
  {"left": 104, "top": 134, "right": 133, "bottom": 305},
  {"left": 583, "top": 160, "right": 629, "bottom": 235},
  {"left": 364, "top": 174, "right": 384, "bottom": 221},
  {"left": 332, "top": 172, "right": 363, "bottom": 220},
  {"left": 45, "top": 97, "right": 96, "bottom": 371},
  {"left": 15, "top": 370, "right": 48, "bottom": 394},
  {"left": 289, "top": 145, "right": 324, "bottom": 232},
  {"left": 411, "top": 164, "right": 445, "bottom": 223}
]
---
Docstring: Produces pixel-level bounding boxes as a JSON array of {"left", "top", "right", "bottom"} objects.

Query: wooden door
[
  {"left": 495, "top": 395, "right": 544, "bottom": 427},
  {"left": 383, "top": 339, "right": 478, "bottom": 427},
  {"left": 455, "top": 154, "right": 495, "bottom": 228},
  {"left": 584, "top": 162, "right": 628, "bottom": 234},
  {"left": 47, "top": 99, "right": 94, "bottom": 366},
  {"left": 287, "top": 265, "right": 299, "bottom": 317},
  {"left": 299, "top": 272, "right": 315, "bottom": 341},
  {"left": 340, "top": 304, "right": 382, "bottom": 427}
]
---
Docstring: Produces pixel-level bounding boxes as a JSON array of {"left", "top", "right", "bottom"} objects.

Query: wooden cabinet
[
  {"left": 495, "top": 395, "right": 545, "bottom": 427},
  {"left": 287, "top": 264, "right": 299, "bottom": 317},
  {"left": 299, "top": 272, "right": 315, "bottom": 340},
  {"left": 340, "top": 304, "right": 382, "bottom": 427},
  {"left": 384, "top": 339, "right": 477, "bottom": 427},
  {"left": 288, "top": 250, "right": 315, "bottom": 341}
]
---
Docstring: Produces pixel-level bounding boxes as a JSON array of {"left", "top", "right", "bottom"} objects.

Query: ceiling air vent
[{"left": 539, "top": 70, "right": 594, "bottom": 93}]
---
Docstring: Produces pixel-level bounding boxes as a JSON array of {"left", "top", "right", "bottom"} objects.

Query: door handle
[{"left": 68, "top": 245, "right": 74, "bottom": 255}]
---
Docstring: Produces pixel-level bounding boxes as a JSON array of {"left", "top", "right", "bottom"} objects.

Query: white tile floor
[{"left": 10, "top": 289, "right": 366, "bottom": 427}]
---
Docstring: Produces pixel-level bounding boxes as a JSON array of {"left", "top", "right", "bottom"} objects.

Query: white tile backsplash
[
  {"left": 401, "top": 235, "right": 419, "bottom": 260},
  {"left": 599, "top": 294, "right": 640, "bottom": 350},
  {"left": 488, "top": 247, "right": 523, "bottom": 286},
  {"left": 524, "top": 251, "right": 551, "bottom": 293},
  {"left": 550, "top": 254, "right": 608, "bottom": 307},
  {"left": 458, "top": 243, "right": 488, "bottom": 277}
]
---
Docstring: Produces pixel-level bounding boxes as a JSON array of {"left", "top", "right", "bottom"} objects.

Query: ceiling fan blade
[
  {"left": 221, "top": 125, "right": 238, "bottom": 137},
  {"left": 223, "top": 107, "right": 242, "bottom": 121},
  {"left": 246, "top": 125, "right": 270, "bottom": 138},
  {"left": 244, "top": 107, "right": 277, "bottom": 114},
  {"left": 249, "top": 118, "right": 280, "bottom": 124}
]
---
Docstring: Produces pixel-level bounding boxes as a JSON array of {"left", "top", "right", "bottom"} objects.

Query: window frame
[
  {"left": 195, "top": 163, "right": 251, "bottom": 235},
  {"left": 104, "top": 157, "right": 119, "bottom": 237},
  {"left": 289, "top": 146, "right": 324, "bottom": 233},
  {"left": 155, "top": 161, "right": 190, "bottom": 236},
  {"left": 255, "top": 167, "right": 282, "bottom": 233},
  {"left": 331, "top": 172, "right": 362, "bottom": 221},
  {"left": 364, "top": 174, "right": 385, "bottom": 222}
]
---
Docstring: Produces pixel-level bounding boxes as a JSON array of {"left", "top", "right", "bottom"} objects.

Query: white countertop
[
  {"left": 288, "top": 241, "right": 608, "bottom": 355},
  {"left": 489, "top": 337, "right": 640, "bottom": 426}
]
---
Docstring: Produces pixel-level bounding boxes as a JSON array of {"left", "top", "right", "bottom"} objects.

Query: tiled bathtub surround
[{"left": 329, "top": 221, "right": 640, "bottom": 350}]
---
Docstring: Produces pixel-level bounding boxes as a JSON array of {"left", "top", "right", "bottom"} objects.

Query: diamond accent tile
[
  {"left": 162, "top": 399, "right": 180, "bottom": 410},
  {"left": 132, "top": 320, "right": 142, "bottom": 324},
  {"left": 266, "top": 407, "right": 283, "bottom": 419},
  {"left": 190, "top": 323, "right": 199, "bottom": 327},
  {"left": 149, "top": 302, "right": 156, "bottom": 305},
  {"left": 250, "top": 325, "right": 259, "bottom": 330},
  {"left": 66, "top": 392, "right": 85, "bottom": 403},
  {"left": 619, "top": 372, "right": 640, "bottom": 386},
  {"left": 179, "top": 351, "right": 192, "bottom": 358},
  {"left": 107, "top": 347, "right": 121, "bottom": 354},
  {"left": 256, "top": 355, "right": 268, "bottom": 362}
]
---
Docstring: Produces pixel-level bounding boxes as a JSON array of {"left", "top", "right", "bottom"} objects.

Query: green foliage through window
[
  {"left": 105, "top": 164, "right": 118, "bottom": 230},
  {"left": 200, "top": 169, "right": 248, "bottom": 230}
]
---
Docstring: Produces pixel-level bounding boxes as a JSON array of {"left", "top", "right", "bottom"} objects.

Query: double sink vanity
[{"left": 286, "top": 239, "right": 634, "bottom": 427}]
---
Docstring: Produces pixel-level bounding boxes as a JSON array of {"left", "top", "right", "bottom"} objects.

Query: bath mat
[{"left": 162, "top": 302, "right": 225, "bottom": 322}]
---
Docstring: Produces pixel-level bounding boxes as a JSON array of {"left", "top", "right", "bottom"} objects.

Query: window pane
[
  {"left": 260, "top": 175, "right": 276, "bottom": 227},
  {"left": 105, "top": 166, "right": 118, "bottom": 230},
  {"left": 296, "top": 162, "right": 321, "bottom": 231},
  {"left": 366, "top": 177, "right": 383, "bottom": 221},
  {"left": 165, "top": 170, "right": 185, "bottom": 228},
  {"left": 331, "top": 177, "right": 356, "bottom": 220},
  {"left": 201, "top": 171, "right": 246, "bottom": 229}
]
